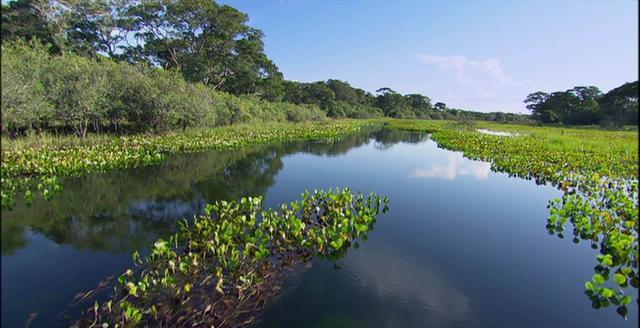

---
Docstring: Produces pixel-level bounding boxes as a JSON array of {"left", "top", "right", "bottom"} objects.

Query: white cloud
[{"left": 415, "top": 53, "right": 533, "bottom": 102}]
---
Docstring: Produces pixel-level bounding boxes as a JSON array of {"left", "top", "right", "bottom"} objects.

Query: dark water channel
[{"left": 1, "top": 128, "right": 636, "bottom": 327}]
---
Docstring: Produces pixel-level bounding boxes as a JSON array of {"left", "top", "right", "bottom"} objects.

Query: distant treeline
[
  {"left": 278, "top": 81, "right": 533, "bottom": 123},
  {"left": 524, "top": 83, "right": 638, "bottom": 127},
  {"left": 1, "top": 0, "right": 633, "bottom": 137}
]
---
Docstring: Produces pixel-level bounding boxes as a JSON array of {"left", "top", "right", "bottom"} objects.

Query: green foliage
[
  {"left": 598, "top": 81, "right": 639, "bottom": 128},
  {"left": 45, "top": 51, "right": 111, "bottom": 137},
  {"left": 390, "top": 119, "right": 638, "bottom": 319},
  {"left": 1, "top": 0, "right": 633, "bottom": 126},
  {"left": 1, "top": 40, "right": 327, "bottom": 137},
  {"left": 1, "top": 0, "right": 281, "bottom": 94},
  {"left": 547, "top": 174, "right": 637, "bottom": 318},
  {"left": 75, "top": 189, "right": 389, "bottom": 327},
  {"left": 125, "top": 0, "right": 281, "bottom": 94},
  {"left": 1, "top": 0, "right": 57, "bottom": 50},
  {"left": 524, "top": 83, "right": 638, "bottom": 126},
  {"left": 0, "top": 40, "right": 53, "bottom": 135}
]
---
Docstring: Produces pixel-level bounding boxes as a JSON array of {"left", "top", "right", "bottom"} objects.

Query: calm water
[{"left": 1, "top": 128, "right": 637, "bottom": 327}]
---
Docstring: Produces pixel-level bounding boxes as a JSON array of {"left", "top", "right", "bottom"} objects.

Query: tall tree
[
  {"left": 434, "top": 102, "right": 447, "bottom": 112},
  {"left": 564, "top": 86, "right": 601, "bottom": 125},
  {"left": 1, "top": 0, "right": 56, "bottom": 51},
  {"left": 375, "top": 88, "right": 408, "bottom": 117},
  {"left": 524, "top": 91, "right": 551, "bottom": 122},
  {"left": 126, "top": 0, "right": 280, "bottom": 94},
  {"left": 405, "top": 94, "right": 432, "bottom": 113},
  {"left": 599, "top": 81, "right": 639, "bottom": 127},
  {"left": 60, "top": 0, "right": 130, "bottom": 58}
]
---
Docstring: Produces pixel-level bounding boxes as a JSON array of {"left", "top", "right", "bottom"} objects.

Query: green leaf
[
  {"left": 620, "top": 295, "right": 632, "bottom": 305},
  {"left": 614, "top": 273, "right": 626, "bottom": 285},
  {"left": 600, "top": 288, "right": 614, "bottom": 298},
  {"left": 592, "top": 274, "right": 606, "bottom": 285},
  {"left": 585, "top": 281, "right": 595, "bottom": 291}
]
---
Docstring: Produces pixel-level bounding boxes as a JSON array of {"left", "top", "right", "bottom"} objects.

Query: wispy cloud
[{"left": 415, "top": 53, "right": 532, "bottom": 99}]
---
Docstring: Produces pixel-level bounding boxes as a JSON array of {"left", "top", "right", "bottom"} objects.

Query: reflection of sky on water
[
  {"left": 343, "top": 244, "right": 471, "bottom": 325},
  {"left": 410, "top": 152, "right": 491, "bottom": 180}
]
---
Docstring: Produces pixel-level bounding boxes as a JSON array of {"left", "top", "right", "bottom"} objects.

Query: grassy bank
[
  {"left": 1, "top": 120, "right": 377, "bottom": 209},
  {"left": 389, "top": 119, "right": 637, "bottom": 180}
]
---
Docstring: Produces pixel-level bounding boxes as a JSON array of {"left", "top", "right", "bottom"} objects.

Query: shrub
[
  {"left": 0, "top": 41, "right": 327, "bottom": 137},
  {"left": 1, "top": 40, "right": 53, "bottom": 136}
]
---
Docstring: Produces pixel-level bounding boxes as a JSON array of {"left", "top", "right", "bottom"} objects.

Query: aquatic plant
[
  {"left": 390, "top": 119, "right": 638, "bottom": 318},
  {"left": 547, "top": 174, "right": 638, "bottom": 318},
  {"left": 1, "top": 121, "right": 377, "bottom": 210},
  {"left": 71, "top": 188, "right": 389, "bottom": 327}
]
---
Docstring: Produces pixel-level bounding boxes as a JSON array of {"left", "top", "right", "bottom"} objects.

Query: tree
[
  {"left": 44, "top": 54, "right": 109, "bottom": 137},
  {"left": 1, "top": 0, "right": 57, "bottom": 51},
  {"left": 125, "top": 0, "right": 280, "bottom": 94},
  {"left": 326, "top": 79, "right": 359, "bottom": 104},
  {"left": 564, "top": 86, "right": 601, "bottom": 125},
  {"left": 0, "top": 40, "right": 53, "bottom": 135},
  {"left": 405, "top": 94, "right": 432, "bottom": 113},
  {"left": 375, "top": 88, "right": 409, "bottom": 117},
  {"left": 59, "top": 0, "right": 130, "bottom": 58},
  {"left": 524, "top": 91, "right": 550, "bottom": 122},
  {"left": 599, "top": 81, "right": 639, "bottom": 127},
  {"left": 303, "top": 82, "right": 336, "bottom": 112},
  {"left": 434, "top": 102, "right": 447, "bottom": 111},
  {"left": 525, "top": 87, "right": 603, "bottom": 125}
]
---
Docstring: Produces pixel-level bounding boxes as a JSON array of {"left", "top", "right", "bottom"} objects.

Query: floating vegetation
[
  {"left": 390, "top": 119, "right": 638, "bottom": 318},
  {"left": 547, "top": 173, "right": 638, "bottom": 318},
  {"left": 71, "top": 188, "right": 389, "bottom": 327},
  {"left": 1, "top": 121, "right": 376, "bottom": 210},
  {"left": 475, "top": 129, "right": 520, "bottom": 137}
]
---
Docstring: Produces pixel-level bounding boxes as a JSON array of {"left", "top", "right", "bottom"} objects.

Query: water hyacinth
[
  {"left": 1, "top": 121, "right": 376, "bottom": 210},
  {"left": 547, "top": 173, "right": 638, "bottom": 318},
  {"left": 71, "top": 188, "right": 389, "bottom": 327}
]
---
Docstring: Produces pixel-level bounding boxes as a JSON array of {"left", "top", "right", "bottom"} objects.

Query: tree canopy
[
  {"left": 2, "top": 0, "right": 633, "bottom": 130},
  {"left": 524, "top": 83, "right": 638, "bottom": 126}
]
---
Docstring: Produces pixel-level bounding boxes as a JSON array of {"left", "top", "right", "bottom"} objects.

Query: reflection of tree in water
[
  {"left": 372, "top": 128, "right": 427, "bottom": 150},
  {"left": 1, "top": 146, "right": 280, "bottom": 255},
  {"left": 1, "top": 128, "right": 425, "bottom": 255}
]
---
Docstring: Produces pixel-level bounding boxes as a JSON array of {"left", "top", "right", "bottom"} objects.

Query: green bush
[
  {"left": 1, "top": 41, "right": 53, "bottom": 135},
  {"left": 0, "top": 41, "right": 327, "bottom": 137},
  {"left": 43, "top": 52, "right": 110, "bottom": 137}
]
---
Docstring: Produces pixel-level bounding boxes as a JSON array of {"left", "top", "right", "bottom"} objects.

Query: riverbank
[
  {"left": 390, "top": 119, "right": 638, "bottom": 180},
  {"left": 3, "top": 119, "right": 637, "bottom": 210},
  {"left": 1, "top": 120, "right": 377, "bottom": 209}
]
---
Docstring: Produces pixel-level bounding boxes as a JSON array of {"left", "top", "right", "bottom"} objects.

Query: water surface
[{"left": 1, "top": 128, "right": 636, "bottom": 327}]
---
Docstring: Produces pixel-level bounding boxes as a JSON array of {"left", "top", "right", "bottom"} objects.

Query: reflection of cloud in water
[
  {"left": 343, "top": 245, "right": 471, "bottom": 325},
  {"left": 411, "top": 152, "right": 490, "bottom": 180}
]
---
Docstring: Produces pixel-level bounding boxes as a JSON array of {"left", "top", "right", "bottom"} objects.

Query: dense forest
[
  {"left": 1, "top": 0, "right": 636, "bottom": 137},
  {"left": 524, "top": 83, "right": 638, "bottom": 127}
]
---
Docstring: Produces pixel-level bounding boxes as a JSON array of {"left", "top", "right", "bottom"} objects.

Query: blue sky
[{"left": 220, "top": 0, "right": 638, "bottom": 113}]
